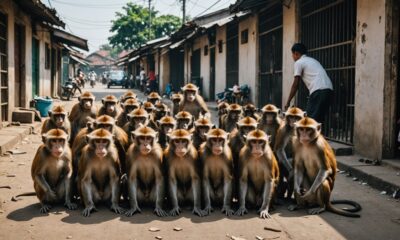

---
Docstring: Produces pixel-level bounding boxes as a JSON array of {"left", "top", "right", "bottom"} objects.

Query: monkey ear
[
  {"left": 317, "top": 123, "right": 321, "bottom": 132},
  {"left": 278, "top": 109, "right": 281, "bottom": 115},
  {"left": 154, "top": 132, "right": 159, "bottom": 143},
  {"left": 41, "top": 134, "right": 47, "bottom": 144},
  {"left": 303, "top": 112, "right": 307, "bottom": 117},
  {"left": 78, "top": 96, "right": 81, "bottom": 101},
  {"left": 211, "top": 124, "right": 216, "bottom": 129},
  {"left": 101, "top": 99, "right": 105, "bottom": 105},
  {"left": 85, "top": 135, "right": 91, "bottom": 144},
  {"left": 130, "top": 131, "right": 135, "bottom": 143}
]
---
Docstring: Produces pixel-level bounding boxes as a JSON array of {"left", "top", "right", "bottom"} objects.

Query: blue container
[{"left": 35, "top": 97, "right": 53, "bottom": 117}]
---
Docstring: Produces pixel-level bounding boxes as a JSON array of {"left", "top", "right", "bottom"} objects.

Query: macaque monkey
[
  {"left": 193, "top": 114, "right": 214, "bottom": 149},
  {"left": 258, "top": 104, "right": 282, "bottom": 148},
  {"left": 120, "top": 91, "right": 137, "bottom": 106},
  {"left": 125, "top": 126, "right": 167, "bottom": 217},
  {"left": 175, "top": 111, "right": 194, "bottom": 130},
  {"left": 243, "top": 103, "right": 260, "bottom": 121},
  {"left": 164, "top": 129, "right": 204, "bottom": 216},
  {"left": 221, "top": 104, "right": 243, "bottom": 132},
  {"left": 148, "top": 102, "right": 170, "bottom": 130},
  {"left": 123, "top": 107, "right": 150, "bottom": 140},
  {"left": 31, "top": 129, "right": 76, "bottom": 213},
  {"left": 179, "top": 83, "right": 210, "bottom": 119},
  {"left": 235, "top": 129, "right": 279, "bottom": 219},
  {"left": 142, "top": 101, "right": 155, "bottom": 114},
  {"left": 171, "top": 93, "right": 182, "bottom": 116},
  {"left": 116, "top": 98, "right": 141, "bottom": 128},
  {"left": 78, "top": 129, "right": 124, "bottom": 217},
  {"left": 288, "top": 117, "right": 361, "bottom": 217},
  {"left": 98, "top": 95, "right": 121, "bottom": 118},
  {"left": 217, "top": 102, "right": 229, "bottom": 128},
  {"left": 200, "top": 128, "right": 234, "bottom": 216},
  {"left": 69, "top": 91, "right": 97, "bottom": 144},
  {"left": 147, "top": 92, "right": 162, "bottom": 105},
  {"left": 41, "top": 105, "right": 71, "bottom": 136},
  {"left": 157, "top": 116, "right": 176, "bottom": 149}
]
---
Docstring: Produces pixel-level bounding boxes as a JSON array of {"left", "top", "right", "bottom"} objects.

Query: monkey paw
[
  {"left": 64, "top": 202, "right": 77, "bottom": 210},
  {"left": 125, "top": 207, "right": 141, "bottom": 217},
  {"left": 169, "top": 207, "right": 181, "bottom": 216},
  {"left": 82, "top": 205, "right": 97, "bottom": 217},
  {"left": 221, "top": 206, "right": 234, "bottom": 216},
  {"left": 111, "top": 204, "right": 125, "bottom": 214},
  {"left": 234, "top": 207, "right": 248, "bottom": 216},
  {"left": 288, "top": 204, "right": 298, "bottom": 211},
  {"left": 308, "top": 207, "right": 325, "bottom": 215},
  {"left": 192, "top": 207, "right": 205, "bottom": 217},
  {"left": 203, "top": 206, "right": 214, "bottom": 215},
  {"left": 154, "top": 207, "right": 168, "bottom": 217},
  {"left": 40, "top": 204, "right": 52, "bottom": 214},
  {"left": 259, "top": 210, "right": 272, "bottom": 219}
]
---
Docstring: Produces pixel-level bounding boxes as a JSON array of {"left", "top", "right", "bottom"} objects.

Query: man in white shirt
[{"left": 285, "top": 43, "right": 333, "bottom": 123}]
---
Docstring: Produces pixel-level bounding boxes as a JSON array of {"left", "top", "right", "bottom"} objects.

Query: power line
[
  {"left": 194, "top": 0, "right": 221, "bottom": 17},
  {"left": 51, "top": 0, "right": 129, "bottom": 8}
]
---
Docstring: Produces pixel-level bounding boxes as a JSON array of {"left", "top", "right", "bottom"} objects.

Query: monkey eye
[
  {"left": 250, "top": 140, "right": 264, "bottom": 145},
  {"left": 94, "top": 139, "right": 108, "bottom": 144},
  {"left": 138, "top": 136, "right": 152, "bottom": 142},
  {"left": 54, "top": 114, "right": 65, "bottom": 119},
  {"left": 134, "top": 117, "right": 147, "bottom": 121}
]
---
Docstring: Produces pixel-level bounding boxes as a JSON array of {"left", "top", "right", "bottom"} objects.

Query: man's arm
[{"left": 285, "top": 76, "right": 301, "bottom": 110}]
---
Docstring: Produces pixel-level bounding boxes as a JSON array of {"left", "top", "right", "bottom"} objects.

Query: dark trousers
[{"left": 306, "top": 89, "right": 333, "bottom": 123}]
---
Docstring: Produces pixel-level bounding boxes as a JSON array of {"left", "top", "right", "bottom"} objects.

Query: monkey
[
  {"left": 30, "top": 129, "right": 76, "bottom": 213},
  {"left": 179, "top": 83, "right": 210, "bottom": 119},
  {"left": 258, "top": 104, "right": 282, "bottom": 148},
  {"left": 123, "top": 107, "right": 150, "bottom": 141},
  {"left": 274, "top": 107, "right": 305, "bottom": 201},
  {"left": 192, "top": 114, "right": 214, "bottom": 149},
  {"left": 157, "top": 116, "right": 176, "bottom": 149},
  {"left": 171, "top": 93, "right": 182, "bottom": 116},
  {"left": 147, "top": 92, "right": 162, "bottom": 105},
  {"left": 97, "top": 95, "right": 121, "bottom": 119},
  {"left": 220, "top": 104, "right": 243, "bottom": 132},
  {"left": 235, "top": 129, "right": 279, "bottom": 219},
  {"left": 41, "top": 105, "right": 71, "bottom": 136},
  {"left": 148, "top": 102, "right": 170, "bottom": 130},
  {"left": 164, "top": 129, "right": 205, "bottom": 216},
  {"left": 116, "top": 98, "right": 141, "bottom": 128},
  {"left": 125, "top": 126, "right": 167, "bottom": 217},
  {"left": 78, "top": 128, "right": 124, "bottom": 217},
  {"left": 217, "top": 101, "right": 229, "bottom": 128},
  {"left": 142, "top": 101, "right": 155, "bottom": 114},
  {"left": 120, "top": 91, "right": 137, "bottom": 103},
  {"left": 288, "top": 117, "right": 361, "bottom": 217},
  {"left": 200, "top": 128, "right": 234, "bottom": 216},
  {"left": 243, "top": 103, "right": 260, "bottom": 121},
  {"left": 69, "top": 91, "right": 97, "bottom": 145},
  {"left": 175, "top": 111, "right": 194, "bottom": 130}
]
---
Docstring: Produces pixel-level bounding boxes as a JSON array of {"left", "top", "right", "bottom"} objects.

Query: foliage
[{"left": 99, "top": 44, "right": 122, "bottom": 59}]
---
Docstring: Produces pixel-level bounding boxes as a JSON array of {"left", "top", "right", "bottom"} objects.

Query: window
[
  {"left": 241, "top": 29, "right": 248, "bottom": 44},
  {"left": 45, "top": 43, "right": 50, "bottom": 69},
  {"left": 207, "top": 27, "right": 216, "bottom": 46}
]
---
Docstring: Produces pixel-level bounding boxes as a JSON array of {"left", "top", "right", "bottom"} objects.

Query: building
[{"left": 86, "top": 50, "right": 116, "bottom": 76}]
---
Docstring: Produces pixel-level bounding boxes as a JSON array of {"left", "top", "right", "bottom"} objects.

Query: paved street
[{"left": 0, "top": 86, "right": 399, "bottom": 240}]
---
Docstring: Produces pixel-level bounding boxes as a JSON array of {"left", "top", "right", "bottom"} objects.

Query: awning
[
  {"left": 52, "top": 28, "right": 88, "bottom": 51},
  {"left": 70, "top": 55, "right": 89, "bottom": 66},
  {"left": 170, "top": 32, "right": 196, "bottom": 49},
  {"left": 201, "top": 11, "right": 250, "bottom": 29},
  {"left": 117, "top": 61, "right": 126, "bottom": 66},
  {"left": 128, "top": 55, "right": 140, "bottom": 62},
  {"left": 14, "top": 0, "right": 65, "bottom": 27}
]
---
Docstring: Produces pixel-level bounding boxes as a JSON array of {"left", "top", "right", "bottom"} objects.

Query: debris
[
  {"left": 155, "top": 236, "right": 162, "bottom": 240},
  {"left": 10, "top": 122, "right": 21, "bottom": 126},
  {"left": 361, "top": 182, "right": 368, "bottom": 186},
  {"left": 230, "top": 236, "right": 246, "bottom": 240},
  {"left": 0, "top": 186, "right": 11, "bottom": 189},
  {"left": 345, "top": 172, "right": 351, "bottom": 177},
  {"left": 380, "top": 191, "right": 387, "bottom": 195},
  {"left": 149, "top": 227, "right": 160, "bottom": 232},
  {"left": 6, "top": 174, "right": 16, "bottom": 177},
  {"left": 0, "top": 210, "right": 4, "bottom": 214},
  {"left": 338, "top": 170, "right": 346, "bottom": 174},
  {"left": 18, "top": 163, "right": 25, "bottom": 166},
  {"left": 372, "top": 159, "right": 381, "bottom": 166},
  {"left": 264, "top": 227, "right": 282, "bottom": 233},
  {"left": 393, "top": 189, "right": 400, "bottom": 199},
  {"left": 173, "top": 227, "right": 183, "bottom": 231},
  {"left": 358, "top": 158, "right": 364, "bottom": 162},
  {"left": 66, "top": 236, "right": 72, "bottom": 239},
  {"left": 6, "top": 149, "right": 27, "bottom": 155},
  {"left": 256, "top": 236, "right": 264, "bottom": 240},
  {"left": 364, "top": 159, "right": 373, "bottom": 164},
  {"left": 352, "top": 177, "right": 358, "bottom": 181}
]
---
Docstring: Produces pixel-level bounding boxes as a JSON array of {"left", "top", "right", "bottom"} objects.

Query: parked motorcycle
[
  {"left": 216, "top": 84, "right": 250, "bottom": 104},
  {"left": 61, "top": 78, "right": 82, "bottom": 100}
]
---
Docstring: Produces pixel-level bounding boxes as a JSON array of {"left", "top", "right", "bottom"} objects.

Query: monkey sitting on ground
[
  {"left": 243, "top": 103, "right": 260, "bottom": 121},
  {"left": 258, "top": 104, "right": 282, "bottom": 148},
  {"left": 120, "top": 91, "right": 137, "bottom": 107},
  {"left": 157, "top": 116, "right": 176, "bottom": 149},
  {"left": 179, "top": 83, "right": 210, "bottom": 119},
  {"left": 217, "top": 102, "right": 229, "bottom": 128},
  {"left": 123, "top": 107, "right": 150, "bottom": 141},
  {"left": 116, "top": 98, "right": 141, "bottom": 128},
  {"left": 148, "top": 102, "right": 170, "bottom": 130},
  {"left": 288, "top": 117, "right": 361, "bottom": 217},
  {"left": 164, "top": 129, "right": 205, "bottom": 216},
  {"left": 41, "top": 105, "right": 71, "bottom": 136},
  {"left": 147, "top": 92, "right": 162, "bottom": 105},
  {"left": 142, "top": 101, "right": 155, "bottom": 115},
  {"left": 125, "top": 126, "right": 167, "bottom": 217},
  {"left": 193, "top": 114, "right": 214, "bottom": 149},
  {"left": 220, "top": 104, "right": 243, "bottom": 132},
  {"left": 235, "top": 129, "right": 279, "bottom": 219},
  {"left": 78, "top": 128, "right": 124, "bottom": 217},
  {"left": 97, "top": 95, "right": 121, "bottom": 119},
  {"left": 171, "top": 93, "right": 182, "bottom": 116},
  {"left": 31, "top": 129, "right": 76, "bottom": 213},
  {"left": 200, "top": 128, "right": 234, "bottom": 216},
  {"left": 175, "top": 111, "right": 194, "bottom": 131}
]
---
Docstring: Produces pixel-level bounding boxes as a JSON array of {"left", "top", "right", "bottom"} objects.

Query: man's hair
[{"left": 291, "top": 43, "right": 307, "bottom": 55}]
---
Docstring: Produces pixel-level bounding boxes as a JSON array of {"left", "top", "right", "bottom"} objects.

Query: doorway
[
  {"left": 14, "top": 23, "right": 25, "bottom": 107},
  {"left": 191, "top": 48, "right": 202, "bottom": 94},
  {"left": 209, "top": 47, "right": 216, "bottom": 101},
  {"left": 32, "top": 37, "right": 40, "bottom": 97},
  {"left": 226, "top": 21, "right": 239, "bottom": 88}
]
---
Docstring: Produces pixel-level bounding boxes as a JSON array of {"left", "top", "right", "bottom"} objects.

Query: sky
[{"left": 44, "top": 0, "right": 238, "bottom": 54}]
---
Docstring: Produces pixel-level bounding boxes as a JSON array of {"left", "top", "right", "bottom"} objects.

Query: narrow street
[{"left": 0, "top": 86, "right": 399, "bottom": 240}]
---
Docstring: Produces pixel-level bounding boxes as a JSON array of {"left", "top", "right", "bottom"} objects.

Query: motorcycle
[
  {"left": 216, "top": 84, "right": 251, "bottom": 104},
  {"left": 61, "top": 78, "right": 82, "bottom": 100}
]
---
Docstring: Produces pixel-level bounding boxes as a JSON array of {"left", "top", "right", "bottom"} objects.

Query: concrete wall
[
  {"left": 159, "top": 48, "right": 170, "bottom": 93},
  {"left": 215, "top": 25, "right": 227, "bottom": 95},
  {"left": 35, "top": 24, "right": 51, "bottom": 97}
]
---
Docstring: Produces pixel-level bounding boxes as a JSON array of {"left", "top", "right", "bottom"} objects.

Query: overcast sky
[{"left": 44, "top": 0, "right": 237, "bottom": 54}]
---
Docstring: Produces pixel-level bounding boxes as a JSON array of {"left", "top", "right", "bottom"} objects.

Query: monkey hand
[
  {"left": 300, "top": 190, "right": 314, "bottom": 202},
  {"left": 192, "top": 207, "right": 206, "bottom": 217},
  {"left": 221, "top": 205, "right": 234, "bottom": 216},
  {"left": 48, "top": 189, "right": 57, "bottom": 201},
  {"left": 64, "top": 201, "right": 77, "bottom": 210},
  {"left": 154, "top": 207, "right": 168, "bottom": 217},
  {"left": 234, "top": 206, "right": 248, "bottom": 216},
  {"left": 259, "top": 209, "right": 272, "bottom": 219},
  {"left": 203, "top": 205, "right": 214, "bottom": 216},
  {"left": 110, "top": 204, "right": 125, "bottom": 215},
  {"left": 169, "top": 207, "right": 181, "bottom": 216},
  {"left": 82, "top": 204, "right": 97, "bottom": 217},
  {"left": 40, "top": 204, "right": 52, "bottom": 214},
  {"left": 125, "top": 206, "right": 141, "bottom": 217}
]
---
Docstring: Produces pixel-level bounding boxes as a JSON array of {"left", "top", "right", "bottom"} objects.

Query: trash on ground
[
  {"left": 6, "top": 174, "right": 16, "bottom": 177},
  {"left": 264, "top": 227, "right": 282, "bottom": 232},
  {"left": 149, "top": 227, "right": 160, "bottom": 232},
  {"left": 6, "top": 149, "right": 27, "bottom": 155},
  {"left": 173, "top": 227, "right": 183, "bottom": 231},
  {"left": 352, "top": 177, "right": 358, "bottom": 181},
  {"left": 380, "top": 191, "right": 387, "bottom": 195}
]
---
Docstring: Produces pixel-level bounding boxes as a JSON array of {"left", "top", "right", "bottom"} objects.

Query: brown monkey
[
  {"left": 220, "top": 104, "right": 243, "bottom": 132},
  {"left": 97, "top": 95, "right": 121, "bottom": 118},
  {"left": 123, "top": 107, "right": 150, "bottom": 140},
  {"left": 164, "top": 129, "right": 205, "bottom": 216},
  {"left": 288, "top": 117, "right": 361, "bottom": 217},
  {"left": 41, "top": 105, "right": 71, "bottom": 136},
  {"left": 258, "top": 104, "right": 282, "bottom": 148},
  {"left": 116, "top": 98, "right": 141, "bottom": 128},
  {"left": 193, "top": 114, "right": 214, "bottom": 149},
  {"left": 200, "top": 128, "right": 234, "bottom": 216},
  {"left": 31, "top": 129, "right": 76, "bottom": 213},
  {"left": 148, "top": 102, "right": 170, "bottom": 130},
  {"left": 142, "top": 101, "right": 155, "bottom": 114},
  {"left": 78, "top": 128, "right": 124, "bottom": 217},
  {"left": 120, "top": 90, "right": 137, "bottom": 103},
  {"left": 69, "top": 91, "right": 97, "bottom": 144},
  {"left": 175, "top": 111, "right": 194, "bottom": 130},
  {"left": 235, "top": 129, "right": 279, "bottom": 219},
  {"left": 125, "top": 126, "right": 167, "bottom": 217},
  {"left": 157, "top": 116, "right": 176, "bottom": 149},
  {"left": 171, "top": 93, "right": 182, "bottom": 116},
  {"left": 147, "top": 92, "right": 162, "bottom": 105},
  {"left": 179, "top": 83, "right": 210, "bottom": 119},
  {"left": 217, "top": 101, "right": 229, "bottom": 128},
  {"left": 243, "top": 103, "right": 260, "bottom": 121}
]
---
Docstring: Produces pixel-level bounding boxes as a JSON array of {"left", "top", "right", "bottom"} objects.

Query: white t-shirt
[
  {"left": 140, "top": 70, "right": 146, "bottom": 81},
  {"left": 294, "top": 55, "right": 333, "bottom": 94}
]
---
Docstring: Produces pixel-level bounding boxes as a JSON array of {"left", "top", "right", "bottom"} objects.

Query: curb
[{"left": 0, "top": 122, "right": 42, "bottom": 155}]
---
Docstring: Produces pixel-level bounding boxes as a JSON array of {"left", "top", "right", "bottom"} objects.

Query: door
[
  {"left": 14, "top": 24, "right": 25, "bottom": 107},
  {"left": 258, "top": 4, "right": 283, "bottom": 107},
  {"left": 0, "top": 12, "right": 8, "bottom": 122},
  {"left": 190, "top": 48, "right": 201, "bottom": 94},
  {"left": 209, "top": 47, "right": 216, "bottom": 101},
  {"left": 226, "top": 21, "right": 239, "bottom": 88},
  {"left": 51, "top": 48, "right": 56, "bottom": 96},
  {"left": 169, "top": 49, "right": 184, "bottom": 91},
  {"left": 32, "top": 38, "right": 40, "bottom": 97}
]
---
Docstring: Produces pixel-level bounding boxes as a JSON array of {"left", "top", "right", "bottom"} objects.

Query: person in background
[
  {"left": 140, "top": 67, "right": 146, "bottom": 92},
  {"left": 148, "top": 69, "right": 157, "bottom": 93}
]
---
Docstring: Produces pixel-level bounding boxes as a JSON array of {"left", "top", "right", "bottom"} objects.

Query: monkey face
[
  {"left": 173, "top": 139, "right": 189, "bottom": 157},
  {"left": 133, "top": 117, "right": 147, "bottom": 128},
  {"left": 287, "top": 116, "right": 302, "bottom": 128},
  {"left": 173, "top": 99, "right": 180, "bottom": 105},
  {"left": 244, "top": 109, "right": 254, "bottom": 117},
  {"left": 49, "top": 139, "right": 66, "bottom": 157},
  {"left": 106, "top": 102, "right": 117, "bottom": 114},
  {"left": 161, "top": 124, "right": 174, "bottom": 134},
  {"left": 229, "top": 110, "right": 241, "bottom": 121},
  {"left": 125, "top": 105, "right": 138, "bottom": 114},
  {"left": 197, "top": 126, "right": 211, "bottom": 140},
  {"left": 96, "top": 123, "right": 113, "bottom": 133},
  {"left": 148, "top": 99, "right": 159, "bottom": 105},
  {"left": 144, "top": 108, "right": 154, "bottom": 114},
  {"left": 177, "top": 118, "right": 191, "bottom": 130},
  {"left": 210, "top": 138, "right": 224, "bottom": 155},
  {"left": 264, "top": 113, "right": 277, "bottom": 124},
  {"left": 297, "top": 127, "right": 319, "bottom": 144},
  {"left": 53, "top": 114, "right": 65, "bottom": 127},
  {"left": 185, "top": 90, "right": 196, "bottom": 102},
  {"left": 138, "top": 136, "right": 153, "bottom": 155},
  {"left": 240, "top": 125, "right": 256, "bottom": 136},
  {"left": 218, "top": 108, "right": 227, "bottom": 116},
  {"left": 250, "top": 139, "right": 265, "bottom": 158},
  {"left": 94, "top": 139, "right": 109, "bottom": 158},
  {"left": 155, "top": 109, "right": 167, "bottom": 120},
  {"left": 81, "top": 99, "right": 93, "bottom": 110}
]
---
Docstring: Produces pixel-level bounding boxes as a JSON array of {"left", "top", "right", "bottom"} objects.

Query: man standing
[
  {"left": 140, "top": 67, "right": 146, "bottom": 92},
  {"left": 284, "top": 43, "right": 333, "bottom": 123}
]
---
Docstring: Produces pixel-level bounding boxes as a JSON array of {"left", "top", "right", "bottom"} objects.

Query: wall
[
  {"left": 35, "top": 24, "right": 51, "bottom": 97},
  {"left": 215, "top": 25, "right": 227, "bottom": 95},
  {"left": 159, "top": 48, "right": 170, "bottom": 93}
]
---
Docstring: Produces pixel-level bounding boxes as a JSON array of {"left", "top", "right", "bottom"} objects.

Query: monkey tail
[
  {"left": 326, "top": 200, "right": 361, "bottom": 218},
  {"left": 11, "top": 192, "right": 37, "bottom": 202}
]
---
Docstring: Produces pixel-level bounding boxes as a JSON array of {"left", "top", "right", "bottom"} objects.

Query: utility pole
[
  {"left": 182, "top": 0, "right": 186, "bottom": 24},
  {"left": 148, "top": 0, "right": 152, "bottom": 39}
]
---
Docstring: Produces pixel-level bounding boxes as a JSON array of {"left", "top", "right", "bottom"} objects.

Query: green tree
[
  {"left": 99, "top": 44, "right": 122, "bottom": 59},
  {"left": 109, "top": 3, "right": 181, "bottom": 49}
]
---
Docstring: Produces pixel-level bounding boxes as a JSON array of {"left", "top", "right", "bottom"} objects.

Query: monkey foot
[
  {"left": 308, "top": 207, "right": 325, "bottom": 215},
  {"left": 288, "top": 204, "right": 298, "bottom": 211},
  {"left": 154, "top": 207, "right": 168, "bottom": 217},
  {"left": 203, "top": 206, "right": 214, "bottom": 216},
  {"left": 82, "top": 205, "right": 97, "bottom": 217},
  {"left": 221, "top": 206, "right": 234, "bottom": 216},
  {"left": 234, "top": 207, "right": 248, "bottom": 216},
  {"left": 125, "top": 207, "right": 141, "bottom": 217},
  {"left": 192, "top": 207, "right": 206, "bottom": 217},
  {"left": 111, "top": 205, "right": 125, "bottom": 214},
  {"left": 259, "top": 210, "right": 272, "bottom": 219},
  {"left": 64, "top": 202, "right": 77, "bottom": 210},
  {"left": 40, "top": 204, "right": 52, "bottom": 214},
  {"left": 169, "top": 207, "right": 181, "bottom": 216}
]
